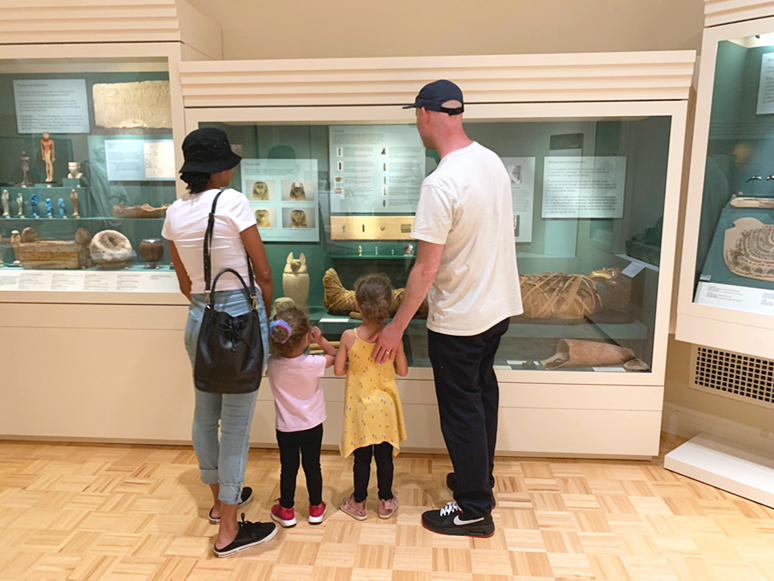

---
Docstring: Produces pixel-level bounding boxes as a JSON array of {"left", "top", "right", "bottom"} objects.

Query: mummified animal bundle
[
  {"left": 322, "top": 268, "right": 428, "bottom": 317},
  {"left": 519, "top": 268, "right": 631, "bottom": 320}
]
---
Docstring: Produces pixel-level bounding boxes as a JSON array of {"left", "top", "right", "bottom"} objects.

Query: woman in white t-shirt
[{"left": 161, "top": 128, "right": 276, "bottom": 557}]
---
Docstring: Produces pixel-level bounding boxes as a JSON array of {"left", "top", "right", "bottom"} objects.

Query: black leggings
[
  {"left": 353, "top": 442, "right": 394, "bottom": 503},
  {"left": 276, "top": 424, "right": 323, "bottom": 508}
]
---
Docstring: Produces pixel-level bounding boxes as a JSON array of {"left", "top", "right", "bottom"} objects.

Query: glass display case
[
  {"left": 199, "top": 114, "right": 674, "bottom": 373},
  {"left": 677, "top": 15, "right": 774, "bottom": 358},
  {"left": 0, "top": 56, "right": 180, "bottom": 294}
]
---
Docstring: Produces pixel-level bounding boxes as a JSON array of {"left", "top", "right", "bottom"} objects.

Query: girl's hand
[{"left": 310, "top": 327, "right": 322, "bottom": 343}]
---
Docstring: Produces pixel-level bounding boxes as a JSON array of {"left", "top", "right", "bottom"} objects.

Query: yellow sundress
[{"left": 341, "top": 328, "right": 407, "bottom": 458}]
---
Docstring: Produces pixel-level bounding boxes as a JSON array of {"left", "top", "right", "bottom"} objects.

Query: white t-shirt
[
  {"left": 411, "top": 142, "right": 523, "bottom": 336},
  {"left": 267, "top": 354, "right": 327, "bottom": 432},
  {"left": 161, "top": 188, "right": 257, "bottom": 294}
]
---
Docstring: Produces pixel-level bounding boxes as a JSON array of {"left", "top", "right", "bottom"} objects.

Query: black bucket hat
[{"left": 179, "top": 127, "right": 242, "bottom": 174}]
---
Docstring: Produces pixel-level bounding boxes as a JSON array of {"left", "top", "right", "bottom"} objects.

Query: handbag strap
[{"left": 203, "top": 190, "right": 257, "bottom": 310}]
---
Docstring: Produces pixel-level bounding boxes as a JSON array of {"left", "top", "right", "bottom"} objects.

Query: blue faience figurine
[
  {"left": 31, "top": 193, "right": 39, "bottom": 218},
  {"left": 58, "top": 198, "right": 66, "bottom": 218},
  {"left": 45, "top": 197, "right": 52, "bottom": 218}
]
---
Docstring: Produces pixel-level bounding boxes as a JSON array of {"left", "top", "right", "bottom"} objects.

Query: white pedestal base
[{"left": 664, "top": 433, "right": 774, "bottom": 508}]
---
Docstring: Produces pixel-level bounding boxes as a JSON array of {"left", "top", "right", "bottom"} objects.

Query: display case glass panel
[
  {"left": 202, "top": 116, "right": 671, "bottom": 372},
  {"left": 691, "top": 34, "right": 774, "bottom": 317},
  {"left": 0, "top": 57, "right": 177, "bottom": 290}
]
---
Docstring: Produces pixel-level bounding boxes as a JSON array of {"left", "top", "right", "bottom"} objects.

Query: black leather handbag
[{"left": 194, "top": 191, "right": 264, "bottom": 394}]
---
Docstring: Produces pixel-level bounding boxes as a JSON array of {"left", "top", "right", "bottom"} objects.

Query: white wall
[{"left": 185, "top": 0, "right": 705, "bottom": 61}]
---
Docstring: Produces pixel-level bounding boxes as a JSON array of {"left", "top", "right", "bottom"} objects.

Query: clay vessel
[{"left": 139, "top": 238, "right": 164, "bottom": 268}]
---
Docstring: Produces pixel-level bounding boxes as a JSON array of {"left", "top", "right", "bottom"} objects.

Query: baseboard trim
[{"left": 661, "top": 403, "right": 774, "bottom": 454}]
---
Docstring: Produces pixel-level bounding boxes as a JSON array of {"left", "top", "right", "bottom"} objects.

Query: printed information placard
[
  {"left": 13, "top": 79, "right": 90, "bottom": 134},
  {"left": 329, "top": 125, "right": 426, "bottom": 214},
  {"left": 694, "top": 281, "right": 774, "bottom": 316},
  {"left": 0, "top": 270, "right": 179, "bottom": 293},
  {"left": 542, "top": 156, "right": 627, "bottom": 219},
  {"left": 758, "top": 53, "right": 774, "bottom": 115},
  {"left": 241, "top": 159, "right": 319, "bottom": 242},
  {"left": 501, "top": 157, "right": 535, "bottom": 243},
  {"left": 105, "top": 139, "right": 175, "bottom": 181}
]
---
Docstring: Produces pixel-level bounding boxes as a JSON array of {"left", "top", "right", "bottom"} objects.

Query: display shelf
[
  {"left": 312, "top": 307, "right": 648, "bottom": 341},
  {"left": 330, "top": 254, "right": 416, "bottom": 260}
]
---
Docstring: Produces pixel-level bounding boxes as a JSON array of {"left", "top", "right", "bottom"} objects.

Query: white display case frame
[
  {"left": 675, "top": 15, "right": 774, "bottom": 359},
  {"left": 178, "top": 53, "right": 692, "bottom": 457}
]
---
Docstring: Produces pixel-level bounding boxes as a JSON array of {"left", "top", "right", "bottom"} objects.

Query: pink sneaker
[
  {"left": 308, "top": 501, "right": 327, "bottom": 525},
  {"left": 378, "top": 495, "right": 399, "bottom": 519},
  {"left": 340, "top": 494, "right": 367, "bottom": 521},
  {"left": 270, "top": 501, "right": 297, "bottom": 528}
]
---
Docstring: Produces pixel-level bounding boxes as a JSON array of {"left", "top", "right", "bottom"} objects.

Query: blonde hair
[
  {"left": 354, "top": 274, "right": 393, "bottom": 324},
  {"left": 270, "top": 307, "right": 310, "bottom": 357}
]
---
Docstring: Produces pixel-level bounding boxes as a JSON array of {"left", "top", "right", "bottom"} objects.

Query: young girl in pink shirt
[{"left": 266, "top": 308, "right": 336, "bottom": 527}]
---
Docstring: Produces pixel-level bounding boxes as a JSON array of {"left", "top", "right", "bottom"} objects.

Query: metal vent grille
[{"left": 690, "top": 345, "right": 774, "bottom": 409}]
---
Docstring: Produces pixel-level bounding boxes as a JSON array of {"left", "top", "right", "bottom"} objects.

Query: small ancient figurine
[
  {"left": 2, "top": 190, "right": 9, "bottom": 218},
  {"left": 11, "top": 230, "right": 21, "bottom": 264},
  {"left": 30, "top": 193, "right": 39, "bottom": 218},
  {"left": 16, "top": 193, "right": 23, "bottom": 218},
  {"left": 58, "top": 198, "right": 66, "bottom": 219},
  {"left": 67, "top": 162, "right": 82, "bottom": 179},
  {"left": 20, "top": 151, "right": 32, "bottom": 187},
  {"left": 41, "top": 132, "right": 55, "bottom": 183},
  {"left": 282, "top": 253, "right": 310, "bottom": 311},
  {"left": 45, "top": 198, "right": 53, "bottom": 218},
  {"left": 70, "top": 189, "right": 80, "bottom": 218}
]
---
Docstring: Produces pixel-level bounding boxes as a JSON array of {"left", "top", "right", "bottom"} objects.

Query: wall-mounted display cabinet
[
  {"left": 181, "top": 52, "right": 693, "bottom": 456},
  {"left": 676, "top": 14, "right": 774, "bottom": 359}
]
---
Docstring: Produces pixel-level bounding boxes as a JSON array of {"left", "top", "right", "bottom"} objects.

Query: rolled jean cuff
[
  {"left": 200, "top": 468, "right": 218, "bottom": 486},
  {"left": 219, "top": 482, "right": 242, "bottom": 505}
]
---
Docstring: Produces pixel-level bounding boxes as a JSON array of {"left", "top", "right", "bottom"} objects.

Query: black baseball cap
[
  {"left": 403, "top": 80, "right": 464, "bottom": 115},
  {"left": 179, "top": 127, "right": 242, "bottom": 174}
]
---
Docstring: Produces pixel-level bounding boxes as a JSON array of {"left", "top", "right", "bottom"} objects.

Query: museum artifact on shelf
[
  {"left": 723, "top": 217, "right": 774, "bottom": 282},
  {"left": 70, "top": 190, "right": 79, "bottom": 219},
  {"left": 30, "top": 194, "right": 38, "bottom": 218},
  {"left": 67, "top": 162, "right": 82, "bottom": 180},
  {"left": 283, "top": 253, "right": 309, "bottom": 311},
  {"left": 17, "top": 227, "right": 91, "bottom": 270},
  {"left": 519, "top": 268, "right": 631, "bottom": 320},
  {"left": 323, "top": 268, "right": 429, "bottom": 317},
  {"left": 16, "top": 193, "right": 23, "bottom": 218},
  {"left": 19, "top": 151, "right": 32, "bottom": 187},
  {"left": 90, "top": 230, "right": 133, "bottom": 268},
  {"left": 139, "top": 239, "right": 164, "bottom": 269},
  {"left": 40, "top": 132, "right": 55, "bottom": 183},
  {"left": 541, "top": 339, "right": 648, "bottom": 371},
  {"left": 2, "top": 190, "right": 9, "bottom": 218},
  {"left": 273, "top": 297, "right": 295, "bottom": 316},
  {"left": 112, "top": 201, "right": 170, "bottom": 219},
  {"left": 10, "top": 230, "right": 20, "bottom": 264}
]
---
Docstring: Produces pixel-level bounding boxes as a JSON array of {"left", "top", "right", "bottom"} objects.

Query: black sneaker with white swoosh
[{"left": 421, "top": 501, "right": 494, "bottom": 537}]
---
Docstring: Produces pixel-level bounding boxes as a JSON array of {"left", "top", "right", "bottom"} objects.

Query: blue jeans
[{"left": 184, "top": 289, "right": 269, "bottom": 505}]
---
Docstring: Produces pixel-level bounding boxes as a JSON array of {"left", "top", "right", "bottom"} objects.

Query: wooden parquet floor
[{"left": 1, "top": 433, "right": 773, "bottom": 581}]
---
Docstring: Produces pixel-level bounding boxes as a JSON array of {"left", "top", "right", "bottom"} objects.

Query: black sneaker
[
  {"left": 422, "top": 501, "right": 494, "bottom": 537},
  {"left": 213, "top": 514, "right": 277, "bottom": 557},
  {"left": 445, "top": 473, "right": 497, "bottom": 510},
  {"left": 209, "top": 487, "right": 254, "bottom": 524}
]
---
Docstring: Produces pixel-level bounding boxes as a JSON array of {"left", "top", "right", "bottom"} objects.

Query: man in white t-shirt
[{"left": 373, "top": 80, "right": 522, "bottom": 537}]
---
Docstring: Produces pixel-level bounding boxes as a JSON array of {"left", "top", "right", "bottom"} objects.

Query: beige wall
[{"left": 186, "top": 0, "right": 705, "bottom": 60}]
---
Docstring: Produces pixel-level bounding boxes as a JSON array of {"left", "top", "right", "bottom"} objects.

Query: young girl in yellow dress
[{"left": 334, "top": 274, "right": 408, "bottom": 520}]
